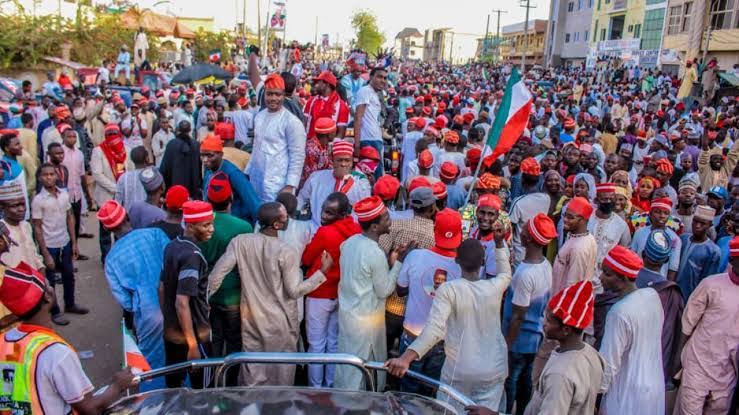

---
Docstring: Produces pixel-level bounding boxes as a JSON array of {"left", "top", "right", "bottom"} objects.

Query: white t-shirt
[
  {"left": 511, "top": 260, "right": 553, "bottom": 307},
  {"left": 355, "top": 85, "right": 383, "bottom": 142},
  {"left": 509, "top": 192, "right": 551, "bottom": 265},
  {"left": 4, "top": 327, "right": 93, "bottom": 414},
  {"left": 398, "top": 249, "right": 461, "bottom": 335}
]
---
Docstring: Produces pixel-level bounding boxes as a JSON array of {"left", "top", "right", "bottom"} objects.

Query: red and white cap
[
  {"left": 353, "top": 196, "right": 387, "bottom": 222},
  {"left": 432, "top": 181, "right": 447, "bottom": 199},
  {"left": 730, "top": 236, "right": 739, "bottom": 257},
  {"left": 596, "top": 182, "right": 617, "bottom": 194},
  {"left": 567, "top": 197, "right": 593, "bottom": 219},
  {"left": 547, "top": 280, "right": 595, "bottom": 329},
  {"left": 96, "top": 200, "right": 126, "bottom": 230},
  {"left": 439, "top": 162, "right": 459, "bottom": 180},
  {"left": 315, "top": 117, "right": 337, "bottom": 135},
  {"left": 182, "top": 200, "right": 214, "bottom": 223},
  {"left": 650, "top": 197, "right": 672, "bottom": 212},
  {"left": 0, "top": 262, "right": 47, "bottom": 316},
  {"left": 603, "top": 245, "right": 643, "bottom": 280},
  {"left": 527, "top": 213, "right": 557, "bottom": 246},
  {"left": 332, "top": 140, "right": 354, "bottom": 158}
]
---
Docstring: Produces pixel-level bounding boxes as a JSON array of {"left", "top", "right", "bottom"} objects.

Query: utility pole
[
  {"left": 484, "top": 14, "right": 491, "bottom": 59},
  {"left": 520, "top": 0, "right": 536, "bottom": 71},
  {"left": 257, "top": 0, "right": 262, "bottom": 48},
  {"left": 492, "top": 9, "right": 507, "bottom": 63},
  {"left": 242, "top": 0, "right": 247, "bottom": 38}
]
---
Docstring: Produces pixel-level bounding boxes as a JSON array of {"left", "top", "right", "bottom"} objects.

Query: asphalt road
[{"left": 55, "top": 214, "right": 122, "bottom": 387}]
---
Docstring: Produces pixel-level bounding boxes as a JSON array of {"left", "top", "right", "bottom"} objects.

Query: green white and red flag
[{"left": 483, "top": 67, "right": 533, "bottom": 160}]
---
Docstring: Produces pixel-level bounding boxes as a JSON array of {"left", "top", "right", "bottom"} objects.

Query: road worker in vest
[{"left": 0, "top": 262, "right": 137, "bottom": 414}]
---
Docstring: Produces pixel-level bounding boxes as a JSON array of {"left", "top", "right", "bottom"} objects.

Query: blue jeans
[
  {"left": 114, "top": 63, "right": 130, "bottom": 82},
  {"left": 504, "top": 351, "right": 536, "bottom": 415},
  {"left": 399, "top": 331, "right": 445, "bottom": 397},
  {"left": 360, "top": 140, "right": 384, "bottom": 178},
  {"left": 46, "top": 242, "right": 75, "bottom": 314}
]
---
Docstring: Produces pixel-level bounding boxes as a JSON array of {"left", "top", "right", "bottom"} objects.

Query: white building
[{"left": 394, "top": 27, "right": 424, "bottom": 60}]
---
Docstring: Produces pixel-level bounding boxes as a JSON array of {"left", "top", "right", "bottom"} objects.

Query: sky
[{"left": 142, "top": 0, "right": 551, "bottom": 48}]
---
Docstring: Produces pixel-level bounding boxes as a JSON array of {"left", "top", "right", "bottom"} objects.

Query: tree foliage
[
  {"left": 193, "top": 28, "right": 236, "bottom": 63},
  {"left": 350, "top": 10, "right": 385, "bottom": 53}
]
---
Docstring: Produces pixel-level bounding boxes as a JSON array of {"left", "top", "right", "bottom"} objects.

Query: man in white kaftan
[
  {"left": 334, "top": 233, "right": 403, "bottom": 391},
  {"left": 598, "top": 288, "right": 665, "bottom": 414},
  {"left": 298, "top": 169, "right": 370, "bottom": 227}
]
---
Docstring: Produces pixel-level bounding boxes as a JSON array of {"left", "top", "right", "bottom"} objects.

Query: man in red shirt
[
  {"left": 301, "top": 192, "right": 361, "bottom": 387},
  {"left": 304, "top": 71, "right": 350, "bottom": 139}
]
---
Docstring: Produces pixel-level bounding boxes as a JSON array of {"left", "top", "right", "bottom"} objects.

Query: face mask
[{"left": 599, "top": 201, "right": 615, "bottom": 214}]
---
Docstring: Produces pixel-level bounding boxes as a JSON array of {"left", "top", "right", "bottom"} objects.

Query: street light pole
[{"left": 493, "top": 9, "right": 507, "bottom": 63}]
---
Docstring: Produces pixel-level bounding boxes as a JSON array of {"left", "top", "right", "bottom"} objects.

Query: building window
[
  {"left": 601, "top": 28, "right": 607, "bottom": 40},
  {"left": 568, "top": 1, "right": 574, "bottom": 11},
  {"left": 634, "top": 23, "right": 642, "bottom": 37},
  {"left": 682, "top": 2, "right": 692, "bottom": 31},
  {"left": 594, "top": 20, "right": 599, "bottom": 42},
  {"left": 578, "top": 0, "right": 584, "bottom": 9},
  {"left": 605, "top": 0, "right": 610, "bottom": 4},
  {"left": 642, "top": 8, "right": 666, "bottom": 49},
  {"left": 598, "top": 0, "right": 602, "bottom": 9},
  {"left": 667, "top": 5, "right": 682, "bottom": 35},
  {"left": 628, "top": 24, "right": 634, "bottom": 32},
  {"left": 565, "top": 33, "right": 571, "bottom": 42},
  {"left": 710, "top": 0, "right": 734, "bottom": 30},
  {"left": 589, "top": 0, "right": 594, "bottom": 7},
  {"left": 585, "top": 30, "right": 589, "bottom": 41}
]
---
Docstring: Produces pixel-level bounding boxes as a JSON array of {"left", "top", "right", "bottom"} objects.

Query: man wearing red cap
[
  {"left": 386, "top": 233, "right": 513, "bottom": 413},
  {"left": 391, "top": 208, "right": 463, "bottom": 395},
  {"left": 353, "top": 67, "right": 388, "bottom": 177},
  {"left": 400, "top": 117, "right": 426, "bottom": 183},
  {"left": 151, "top": 185, "right": 189, "bottom": 239},
  {"left": 588, "top": 183, "right": 631, "bottom": 291},
  {"left": 298, "top": 140, "right": 370, "bottom": 227},
  {"left": 335, "top": 196, "right": 412, "bottom": 391},
  {"left": 209, "top": 201, "right": 328, "bottom": 386},
  {"left": 598, "top": 245, "right": 665, "bottom": 415},
  {"left": 439, "top": 161, "right": 465, "bottom": 209},
  {"left": 0, "top": 263, "right": 137, "bottom": 413},
  {"left": 201, "top": 134, "right": 259, "bottom": 224},
  {"left": 674, "top": 236, "right": 739, "bottom": 415},
  {"left": 339, "top": 61, "right": 366, "bottom": 111},
  {"left": 246, "top": 72, "right": 307, "bottom": 203},
  {"left": 98, "top": 199, "right": 171, "bottom": 390},
  {"left": 521, "top": 281, "right": 604, "bottom": 415},
  {"left": 198, "top": 172, "right": 253, "bottom": 386},
  {"left": 502, "top": 213, "right": 557, "bottom": 414},
  {"left": 630, "top": 197, "right": 681, "bottom": 280},
  {"left": 304, "top": 70, "right": 349, "bottom": 139},
  {"left": 438, "top": 130, "right": 466, "bottom": 173},
  {"left": 372, "top": 174, "right": 406, "bottom": 218},
  {"left": 509, "top": 157, "right": 550, "bottom": 266},
  {"left": 405, "top": 147, "right": 440, "bottom": 187},
  {"left": 159, "top": 200, "right": 214, "bottom": 388}
]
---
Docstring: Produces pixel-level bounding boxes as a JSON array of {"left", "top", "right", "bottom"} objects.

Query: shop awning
[{"left": 119, "top": 8, "right": 195, "bottom": 39}]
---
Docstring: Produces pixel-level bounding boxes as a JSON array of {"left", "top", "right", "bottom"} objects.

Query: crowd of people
[{"left": 0, "top": 43, "right": 737, "bottom": 415}]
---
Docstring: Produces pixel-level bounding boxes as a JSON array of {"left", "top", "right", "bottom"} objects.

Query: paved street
[{"left": 55, "top": 214, "right": 121, "bottom": 387}]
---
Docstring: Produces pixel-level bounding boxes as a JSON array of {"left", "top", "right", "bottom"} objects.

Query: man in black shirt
[
  {"left": 159, "top": 200, "right": 214, "bottom": 388},
  {"left": 151, "top": 185, "right": 188, "bottom": 240}
]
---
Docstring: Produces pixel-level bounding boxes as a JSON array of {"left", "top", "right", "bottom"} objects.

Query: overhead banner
[{"left": 270, "top": 2, "right": 286, "bottom": 31}]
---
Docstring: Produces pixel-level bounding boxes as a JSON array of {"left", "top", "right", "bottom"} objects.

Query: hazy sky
[{"left": 141, "top": 0, "right": 551, "bottom": 47}]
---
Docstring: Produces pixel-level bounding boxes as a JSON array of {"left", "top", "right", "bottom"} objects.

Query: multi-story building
[
  {"left": 423, "top": 28, "right": 454, "bottom": 62},
  {"left": 500, "top": 20, "right": 549, "bottom": 66},
  {"left": 661, "top": 0, "right": 739, "bottom": 70},
  {"left": 545, "top": 0, "right": 595, "bottom": 66},
  {"left": 394, "top": 27, "right": 424, "bottom": 61}
]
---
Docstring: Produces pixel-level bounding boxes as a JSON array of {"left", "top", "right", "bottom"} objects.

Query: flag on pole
[
  {"left": 122, "top": 320, "right": 150, "bottom": 374},
  {"left": 483, "top": 67, "right": 533, "bottom": 160},
  {"left": 482, "top": 67, "right": 490, "bottom": 81},
  {"left": 270, "top": 2, "right": 286, "bottom": 30},
  {"left": 208, "top": 49, "right": 222, "bottom": 63}
]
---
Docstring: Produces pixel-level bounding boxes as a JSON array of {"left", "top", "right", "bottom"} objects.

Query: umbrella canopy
[{"left": 171, "top": 64, "right": 233, "bottom": 85}]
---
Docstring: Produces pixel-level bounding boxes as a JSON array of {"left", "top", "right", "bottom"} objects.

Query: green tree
[{"left": 350, "top": 10, "right": 385, "bottom": 53}]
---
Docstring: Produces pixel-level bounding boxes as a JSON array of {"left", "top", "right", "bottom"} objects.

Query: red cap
[
  {"left": 432, "top": 181, "right": 448, "bottom": 199},
  {"left": 528, "top": 213, "right": 557, "bottom": 245},
  {"left": 418, "top": 149, "right": 434, "bottom": 169},
  {"left": 422, "top": 106, "right": 432, "bottom": 116},
  {"left": 0, "top": 129, "right": 18, "bottom": 138},
  {"left": 463, "top": 112, "right": 475, "bottom": 124},
  {"left": 520, "top": 157, "right": 541, "bottom": 176},
  {"left": 405, "top": 107, "right": 415, "bottom": 114},
  {"left": 56, "top": 123, "right": 73, "bottom": 135},
  {"left": 655, "top": 159, "right": 674, "bottom": 175},
  {"left": 359, "top": 146, "right": 380, "bottom": 161},
  {"left": 434, "top": 208, "right": 462, "bottom": 250},
  {"left": 353, "top": 196, "right": 387, "bottom": 222},
  {"left": 200, "top": 134, "right": 224, "bottom": 152},
  {"left": 476, "top": 173, "right": 500, "bottom": 190},
  {"left": 439, "top": 162, "right": 459, "bottom": 180},
  {"left": 444, "top": 130, "right": 460, "bottom": 144},
  {"left": 477, "top": 193, "right": 501, "bottom": 210},
  {"left": 730, "top": 236, "right": 739, "bottom": 257},
  {"left": 332, "top": 140, "right": 354, "bottom": 158},
  {"left": 214, "top": 122, "right": 235, "bottom": 140},
  {"left": 651, "top": 197, "right": 672, "bottom": 212},
  {"left": 54, "top": 106, "right": 71, "bottom": 119},
  {"left": 603, "top": 245, "right": 643, "bottom": 279},
  {"left": 104, "top": 123, "right": 122, "bottom": 138},
  {"left": 314, "top": 70, "right": 337, "bottom": 87},
  {"left": 207, "top": 171, "right": 233, "bottom": 203},
  {"left": 373, "top": 175, "right": 401, "bottom": 201},
  {"left": 165, "top": 185, "right": 190, "bottom": 209},
  {"left": 567, "top": 197, "right": 593, "bottom": 219},
  {"left": 315, "top": 117, "right": 337, "bottom": 135},
  {"left": 408, "top": 176, "right": 432, "bottom": 194},
  {"left": 434, "top": 115, "right": 447, "bottom": 129},
  {"left": 264, "top": 73, "right": 285, "bottom": 90},
  {"left": 548, "top": 280, "right": 595, "bottom": 329},
  {"left": 563, "top": 117, "right": 576, "bottom": 129},
  {"left": 96, "top": 200, "right": 126, "bottom": 230},
  {"left": 414, "top": 117, "right": 427, "bottom": 129},
  {"left": 596, "top": 182, "right": 617, "bottom": 194},
  {"left": 0, "top": 262, "right": 47, "bottom": 316},
  {"left": 424, "top": 126, "right": 440, "bottom": 138},
  {"left": 466, "top": 147, "right": 482, "bottom": 165},
  {"left": 182, "top": 200, "right": 214, "bottom": 223}
]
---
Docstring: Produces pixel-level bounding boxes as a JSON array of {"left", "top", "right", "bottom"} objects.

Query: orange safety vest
[{"left": 0, "top": 323, "right": 72, "bottom": 414}]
